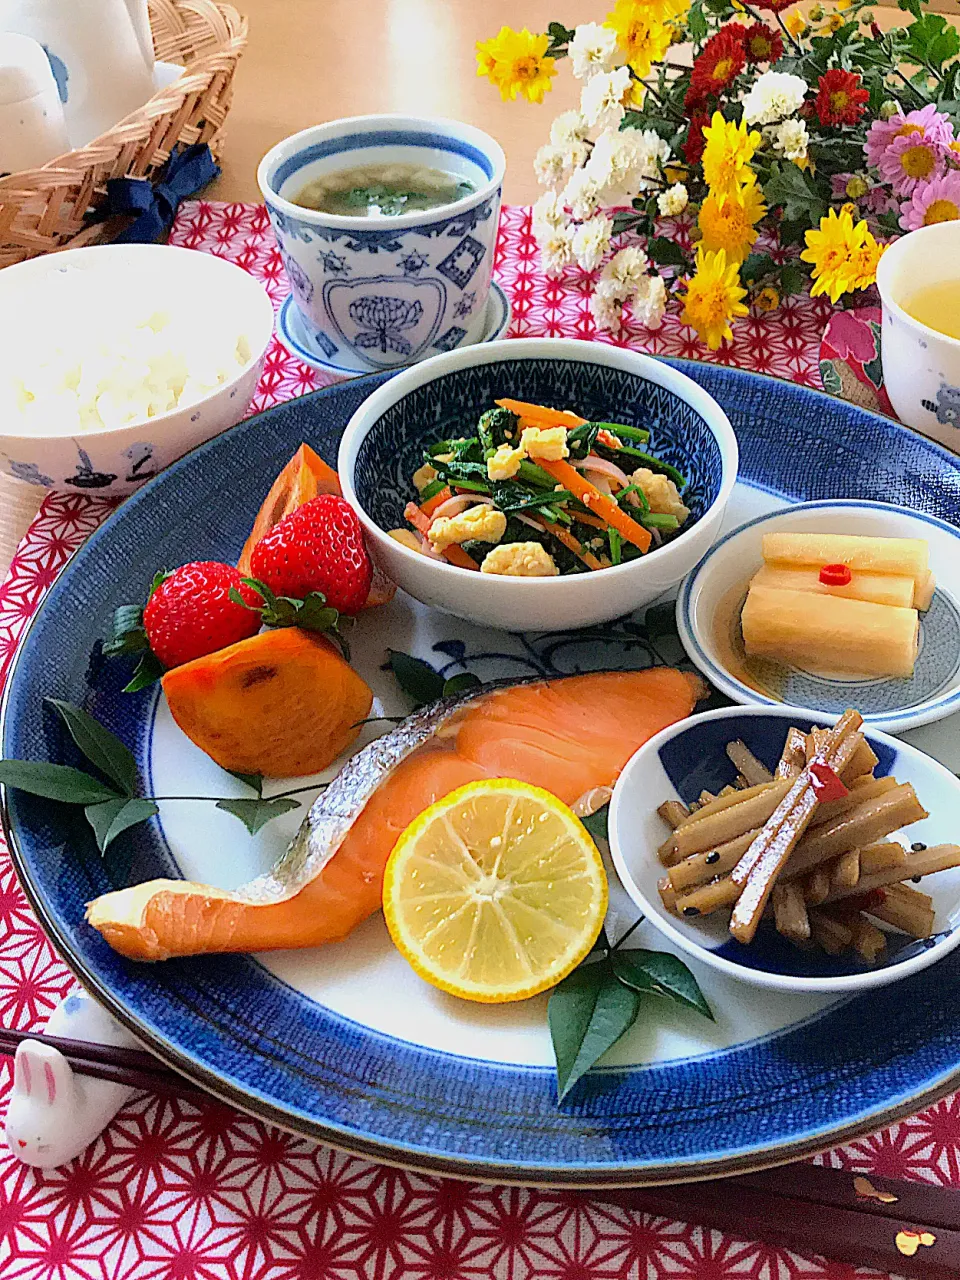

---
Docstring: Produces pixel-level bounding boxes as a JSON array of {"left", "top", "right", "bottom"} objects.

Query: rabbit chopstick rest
[{"left": 5, "top": 989, "right": 141, "bottom": 1168}]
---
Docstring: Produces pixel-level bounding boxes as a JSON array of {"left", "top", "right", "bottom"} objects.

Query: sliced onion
[
  {"left": 427, "top": 494, "right": 495, "bottom": 525},
  {"left": 418, "top": 533, "right": 444, "bottom": 559},
  {"left": 573, "top": 455, "right": 632, "bottom": 488},
  {"left": 514, "top": 512, "right": 545, "bottom": 532}
]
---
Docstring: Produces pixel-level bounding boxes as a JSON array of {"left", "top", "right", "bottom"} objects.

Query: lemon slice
[{"left": 382, "top": 779, "right": 608, "bottom": 1003}]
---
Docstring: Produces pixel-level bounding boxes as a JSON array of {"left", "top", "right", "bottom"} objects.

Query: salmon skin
[{"left": 86, "top": 668, "right": 706, "bottom": 961}]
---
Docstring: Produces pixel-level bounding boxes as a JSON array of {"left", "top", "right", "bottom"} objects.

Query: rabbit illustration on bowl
[{"left": 4, "top": 989, "right": 141, "bottom": 1168}]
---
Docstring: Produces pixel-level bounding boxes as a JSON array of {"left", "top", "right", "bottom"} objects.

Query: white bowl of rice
[{"left": 0, "top": 244, "right": 275, "bottom": 495}]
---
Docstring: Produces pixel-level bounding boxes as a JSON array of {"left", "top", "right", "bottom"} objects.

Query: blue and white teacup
[{"left": 258, "top": 114, "right": 505, "bottom": 374}]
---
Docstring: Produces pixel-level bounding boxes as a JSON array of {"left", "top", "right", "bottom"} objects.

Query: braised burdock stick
[
  {"left": 828, "top": 843, "right": 960, "bottom": 901},
  {"left": 809, "top": 909, "right": 853, "bottom": 955},
  {"left": 658, "top": 800, "right": 691, "bottom": 830},
  {"left": 726, "top": 740, "right": 773, "bottom": 787},
  {"left": 668, "top": 830, "right": 759, "bottom": 892},
  {"left": 658, "top": 781, "right": 784, "bottom": 865},
  {"left": 729, "top": 710, "right": 864, "bottom": 944},
  {"left": 784, "top": 784, "right": 929, "bottom": 880},
  {"left": 776, "top": 728, "right": 807, "bottom": 778},
  {"left": 673, "top": 876, "right": 740, "bottom": 918},
  {"left": 809, "top": 775, "right": 898, "bottom": 829},
  {"left": 859, "top": 841, "right": 908, "bottom": 875},
  {"left": 804, "top": 865, "right": 832, "bottom": 905},
  {"left": 867, "top": 882, "right": 936, "bottom": 938},
  {"left": 668, "top": 781, "right": 792, "bottom": 861},
  {"left": 830, "top": 848, "right": 861, "bottom": 893},
  {"left": 773, "top": 881, "right": 810, "bottom": 943}
]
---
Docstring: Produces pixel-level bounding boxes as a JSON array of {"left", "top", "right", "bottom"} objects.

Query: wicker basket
[{"left": 0, "top": 0, "right": 247, "bottom": 269}]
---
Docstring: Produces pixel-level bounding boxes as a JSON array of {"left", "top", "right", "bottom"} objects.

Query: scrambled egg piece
[
  {"left": 412, "top": 462, "right": 438, "bottom": 491},
  {"left": 487, "top": 443, "right": 525, "bottom": 481},
  {"left": 520, "top": 425, "right": 569, "bottom": 461},
  {"left": 632, "top": 467, "right": 690, "bottom": 524},
  {"left": 428, "top": 505, "right": 507, "bottom": 551},
  {"left": 388, "top": 528, "right": 423, "bottom": 553},
  {"left": 481, "top": 542, "right": 559, "bottom": 577}
]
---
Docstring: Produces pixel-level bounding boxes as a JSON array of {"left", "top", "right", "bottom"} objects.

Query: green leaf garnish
[
  {"left": 102, "top": 604, "right": 149, "bottom": 658},
  {"left": 548, "top": 959, "right": 642, "bottom": 1102},
  {"left": 0, "top": 760, "right": 120, "bottom": 805},
  {"left": 85, "top": 797, "right": 159, "bottom": 853},
  {"left": 442, "top": 672, "right": 482, "bottom": 698},
  {"left": 580, "top": 806, "right": 609, "bottom": 843},
  {"left": 228, "top": 771, "right": 264, "bottom": 796},
  {"left": 46, "top": 698, "right": 138, "bottom": 795},
  {"left": 215, "top": 796, "right": 301, "bottom": 835},
  {"left": 611, "top": 949, "right": 714, "bottom": 1021},
  {"left": 388, "top": 650, "right": 446, "bottom": 707},
  {"left": 646, "top": 236, "right": 686, "bottom": 267},
  {"left": 123, "top": 651, "right": 165, "bottom": 694}
]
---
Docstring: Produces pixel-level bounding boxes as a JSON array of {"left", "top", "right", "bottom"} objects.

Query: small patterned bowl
[
  {"left": 258, "top": 115, "right": 505, "bottom": 374},
  {"left": 677, "top": 499, "right": 960, "bottom": 733},
  {"left": 610, "top": 705, "right": 960, "bottom": 994},
  {"left": 338, "top": 338, "right": 739, "bottom": 632}
]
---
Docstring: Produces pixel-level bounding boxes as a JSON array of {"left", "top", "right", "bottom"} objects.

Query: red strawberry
[
  {"left": 143, "top": 561, "right": 261, "bottom": 668},
  {"left": 249, "top": 494, "right": 372, "bottom": 615}
]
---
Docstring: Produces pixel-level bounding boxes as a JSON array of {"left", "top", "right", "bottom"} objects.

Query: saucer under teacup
[{"left": 276, "top": 280, "right": 511, "bottom": 376}]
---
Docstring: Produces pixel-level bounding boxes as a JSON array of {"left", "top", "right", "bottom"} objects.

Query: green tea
[
  {"left": 903, "top": 281, "right": 960, "bottom": 341},
  {"left": 293, "top": 163, "right": 474, "bottom": 217}
]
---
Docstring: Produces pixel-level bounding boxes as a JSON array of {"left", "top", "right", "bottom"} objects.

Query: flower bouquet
[{"left": 477, "top": 3, "right": 960, "bottom": 348}]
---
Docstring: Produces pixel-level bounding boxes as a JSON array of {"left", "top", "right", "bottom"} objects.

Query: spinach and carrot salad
[{"left": 394, "top": 398, "right": 691, "bottom": 577}]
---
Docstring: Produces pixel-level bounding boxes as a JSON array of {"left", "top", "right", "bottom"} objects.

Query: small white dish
[
  {"left": 276, "top": 280, "right": 512, "bottom": 376},
  {"left": 338, "top": 337, "right": 739, "bottom": 633},
  {"left": 677, "top": 499, "right": 960, "bottom": 733},
  {"left": 0, "top": 244, "right": 274, "bottom": 496},
  {"left": 609, "top": 705, "right": 960, "bottom": 994}
]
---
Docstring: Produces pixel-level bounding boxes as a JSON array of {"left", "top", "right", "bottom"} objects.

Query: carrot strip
[
  {"left": 442, "top": 545, "right": 480, "bottom": 570},
  {"left": 571, "top": 510, "right": 609, "bottom": 532},
  {"left": 420, "top": 486, "right": 452, "bottom": 518},
  {"left": 537, "top": 459, "right": 653, "bottom": 554},
  {"left": 404, "top": 501, "right": 431, "bottom": 534},
  {"left": 537, "top": 517, "right": 604, "bottom": 571},
  {"left": 495, "top": 399, "right": 587, "bottom": 429}
]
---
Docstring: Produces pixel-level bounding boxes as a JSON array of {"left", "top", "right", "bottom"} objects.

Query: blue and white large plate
[{"left": 4, "top": 363, "right": 960, "bottom": 1186}]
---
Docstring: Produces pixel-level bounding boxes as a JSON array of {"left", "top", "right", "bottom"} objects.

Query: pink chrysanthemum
[
  {"left": 878, "top": 132, "right": 947, "bottom": 197},
  {"left": 899, "top": 170, "right": 960, "bottom": 231},
  {"left": 831, "top": 173, "right": 853, "bottom": 199},
  {"left": 864, "top": 103, "right": 954, "bottom": 171}
]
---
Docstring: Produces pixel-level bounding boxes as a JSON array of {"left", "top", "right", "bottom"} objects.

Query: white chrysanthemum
[
  {"left": 740, "top": 71, "right": 808, "bottom": 126},
  {"left": 550, "top": 109, "right": 589, "bottom": 147},
  {"left": 534, "top": 143, "right": 567, "bottom": 189},
  {"left": 633, "top": 273, "right": 667, "bottom": 330},
  {"left": 602, "top": 245, "right": 650, "bottom": 291},
  {"left": 562, "top": 167, "right": 602, "bottom": 221},
  {"left": 532, "top": 191, "right": 569, "bottom": 243},
  {"left": 771, "top": 117, "right": 809, "bottom": 162},
  {"left": 579, "top": 65, "right": 631, "bottom": 132},
  {"left": 586, "top": 128, "right": 670, "bottom": 204},
  {"left": 568, "top": 21, "right": 619, "bottom": 80},
  {"left": 539, "top": 223, "right": 576, "bottom": 278},
  {"left": 590, "top": 278, "right": 626, "bottom": 333},
  {"left": 572, "top": 214, "right": 613, "bottom": 271},
  {"left": 657, "top": 182, "right": 689, "bottom": 217}
]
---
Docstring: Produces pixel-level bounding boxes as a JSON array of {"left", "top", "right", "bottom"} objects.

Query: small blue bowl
[
  {"left": 610, "top": 706, "right": 960, "bottom": 993},
  {"left": 258, "top": 114, "right": 505, "bottom": 374}
]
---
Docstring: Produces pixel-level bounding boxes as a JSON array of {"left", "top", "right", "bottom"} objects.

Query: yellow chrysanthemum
[
  {"left": 604, "top": 0, "right": 672, "bottom": 79},
  {"left": 820, "top": 11, "right": 844, "bottom": 33},
  {"left": 698, "top": 183, "right": 767, "bottom": 265},
  {"left": 701, "top": 112, "right": 761, "bottom": 208},
  {"left": 681, "top": 247, "right": 749, "bottom": 350},
  {"left": 754, "top": 286, "right": 780, "bottom": 313},
  {"left": 847, "top": 234, "right": 885, "bottom": 292},
  {"left": 800, "top": 207, "right": 864, "bottom": 304},
  {"left": 476, "top": 27, "right": 556, "bottom": 104},
  {"left": 784, "top": 10, "right": 808, "bottom": 36}
]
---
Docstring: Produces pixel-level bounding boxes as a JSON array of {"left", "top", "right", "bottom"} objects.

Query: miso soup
[{"left": 292, "top": 162, "right": 475, "bottom": 217}]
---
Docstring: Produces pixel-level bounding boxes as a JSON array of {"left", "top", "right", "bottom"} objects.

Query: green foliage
[
  {"left": 215, "top": 796, "right": 301, "bottom": 835},
  {"left": 762, "top": 164, "right": 828, "bottom": 225}
]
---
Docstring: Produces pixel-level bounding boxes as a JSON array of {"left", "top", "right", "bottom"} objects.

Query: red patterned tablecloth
[{"left": 0, "top": 202, "right": 949, "bottom": 1280}]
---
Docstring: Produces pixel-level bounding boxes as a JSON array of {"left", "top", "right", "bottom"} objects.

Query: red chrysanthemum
[
  {"left": 752, "top": 0, "right": 794, "bottom": 12},
  {"left": 742, "top": 22, "right": 783, "bottom": 64},
  {"left": 815, "top": 68, "right": 869, "bottom": 127},
  {"left": 688, "top": 27, "right": 746, "bottom": 103},
  {"left": 684, "top": 111, "right": 711, "bottom": 166}
]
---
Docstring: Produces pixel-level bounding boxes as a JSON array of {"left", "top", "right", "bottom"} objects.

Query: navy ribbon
[{"left": 104, "top": 144, "right": 220, "bottom": 243}]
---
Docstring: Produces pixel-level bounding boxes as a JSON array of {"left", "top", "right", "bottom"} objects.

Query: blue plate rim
[
  {"left": 4, "top": 360, "right": 960, "bottom": 1184},
  {"left": 676, "top": 497, "right": 960, "bottom": 730}
]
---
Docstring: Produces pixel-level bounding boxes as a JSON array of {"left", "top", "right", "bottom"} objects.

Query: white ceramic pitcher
[{"left": 0, "top": 0, "right": 155, "bottom": 147}]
